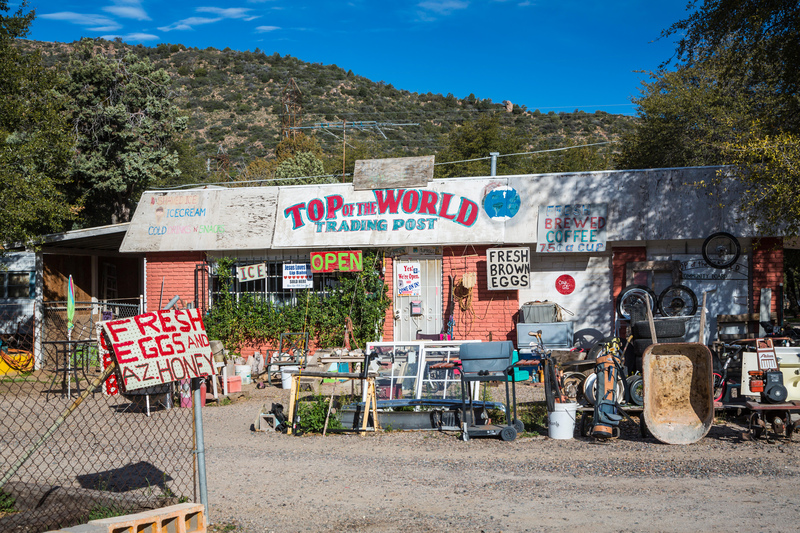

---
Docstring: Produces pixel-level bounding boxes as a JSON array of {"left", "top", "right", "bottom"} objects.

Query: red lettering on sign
[
  {"left": 438, "top": 193, "right": 457, "bottom": 220},
  {"left": 155, "top": 334, "right": 174, "bottom": 356},
  {"left": 157, "top": 310, "right": 177, "bottom": 333},
  {"left": 374, "top": 189, "right": 405, "bottom": 214},
  {"left": 174, "top": 310, "right": 191, "bottom": 332},
  {"left": 134, "top": 313, "right": 160, "bottom": 335},
  {"left": 138, "top": 337, "right": 159, "bottom": 359},
  {"left": 106, "top": 320, "right": 130, "bottom": 343},
  {"left": 326, "top": 195, "right": 344, "bottom": 219},
  {"left": 284, "top": 203, "right": 307, "bottom": 229},
  {"left": 113, "top": 341, "right": 137, "bottom": 364},
  {"left": 187, "top": 308, "right": 204, "bottom": 332},
  {"left": 172, "top": 332, "right": 186, "bottom": 354}
]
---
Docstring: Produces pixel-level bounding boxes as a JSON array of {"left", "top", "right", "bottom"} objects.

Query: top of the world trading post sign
[{"left": 353, "top": 155, "right": 435, "bottom": 191}]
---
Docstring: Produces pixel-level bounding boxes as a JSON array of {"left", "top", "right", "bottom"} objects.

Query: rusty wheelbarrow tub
[{"left": 643, "top": 342, "right": 714, "bottom": 445}]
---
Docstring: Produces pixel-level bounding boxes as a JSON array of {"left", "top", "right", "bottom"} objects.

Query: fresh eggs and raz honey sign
[{"left": 100, "top": 309, "right": 215, "bottom": 392}]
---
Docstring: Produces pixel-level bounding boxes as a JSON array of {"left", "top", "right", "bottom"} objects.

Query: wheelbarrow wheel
[
  {"left": 512, "top": 418, "right": 525, "bottom": 434},
  {"left": 500, "top": 426, "right": 517, "bottom": 442},
  {"left": 749, "top": 412, "right": 765, "bottom": 439}
]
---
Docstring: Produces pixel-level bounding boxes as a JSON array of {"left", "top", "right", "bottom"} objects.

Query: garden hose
[{"left": 1, "top": 349, "right": 34, "bottom": 373}]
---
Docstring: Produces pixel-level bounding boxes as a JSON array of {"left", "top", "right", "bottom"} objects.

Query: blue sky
[{"left": 22, "top": 1, "right": 693, "bottom": 115}]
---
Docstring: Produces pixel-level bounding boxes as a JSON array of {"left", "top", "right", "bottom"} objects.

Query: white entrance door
[{"left": 393, "top": 258, "right": 442, "bottom": 342}]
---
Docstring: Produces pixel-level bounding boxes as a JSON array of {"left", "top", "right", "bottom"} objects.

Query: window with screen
[
  {"left": 210, "top": 259, "right": 338, "bottom": 307},
  {"left": 0, "top": 271, "right": 34, "bottom": 299}
]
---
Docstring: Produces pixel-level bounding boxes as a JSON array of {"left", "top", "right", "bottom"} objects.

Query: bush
[{"left": 296, "top": 395, "right": 342, "bottom": 433}]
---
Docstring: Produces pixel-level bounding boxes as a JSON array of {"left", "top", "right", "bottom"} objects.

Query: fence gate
[
  {"left": 0, "top": 300, "right": 196, "bottom": 532},
  {"left": 393, "top": 258, "right": 443, "bottom": 342}
]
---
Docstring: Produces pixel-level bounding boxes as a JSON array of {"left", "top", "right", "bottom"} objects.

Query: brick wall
[
  {"left": 381, "top": 256, "right": 394, "bottom": 341},
  {"left": 443, "top": 245, "right": 518, "bottom": 343},
  {"left": 750, "top": 237, "right": 784, "bottom": 314},
  {"left": 611, "top": 246, "right": 647, "bottom": 301},
  {"left": 145, "top": 252, "right": 206, "bottom": 312}
]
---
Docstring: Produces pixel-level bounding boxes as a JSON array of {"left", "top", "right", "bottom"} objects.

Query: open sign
[{"left": 310, "top": 250, "right": 363, "bottom": 273}]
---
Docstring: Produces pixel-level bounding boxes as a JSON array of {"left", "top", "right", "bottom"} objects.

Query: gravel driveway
[{"left": 201, "top": 382, "right": 800, "bottom": 532}]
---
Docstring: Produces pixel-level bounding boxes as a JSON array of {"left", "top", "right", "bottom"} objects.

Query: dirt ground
[{"left": 201, "top": 381, "right": 800, "bottom": 533}]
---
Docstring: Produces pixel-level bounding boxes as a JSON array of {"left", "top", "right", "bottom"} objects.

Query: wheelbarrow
[{"left": 642, "top": 342, "right": 714, "bottom": 444}]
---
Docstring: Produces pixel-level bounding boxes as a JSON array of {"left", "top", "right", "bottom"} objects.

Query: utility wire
[{"left": 433, "top": 141, "right": 615, "bottom": 167}]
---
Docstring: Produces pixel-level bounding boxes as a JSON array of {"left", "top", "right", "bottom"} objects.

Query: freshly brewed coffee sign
[{"left": 537, "top": 204, "right": 607, "bottom": 253}]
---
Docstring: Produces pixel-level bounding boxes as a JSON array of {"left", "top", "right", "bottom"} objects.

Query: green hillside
[{"left": 23, "top": 38, "right": 637, "bottom": 179}]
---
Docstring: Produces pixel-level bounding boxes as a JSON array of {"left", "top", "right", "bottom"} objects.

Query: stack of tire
[{"left": 621, "top": 286, "right": 688, "bottom": 372}]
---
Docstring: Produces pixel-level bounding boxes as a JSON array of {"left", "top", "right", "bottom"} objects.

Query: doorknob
[{"left": 394, "top": 310, "right": 400, "bottom": 320}]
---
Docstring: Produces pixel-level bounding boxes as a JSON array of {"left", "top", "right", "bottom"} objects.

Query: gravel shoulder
[{"left": 201, "top": 383, "right": 800, "bottom": 533}]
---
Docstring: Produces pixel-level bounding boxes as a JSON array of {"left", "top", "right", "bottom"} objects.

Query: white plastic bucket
[
  {"left": 547, "top": 402, "right": 578, "bottom": 439},
  {"left": 281, "top": 366, "right": 299, "bottom": 389},
  {"left": 235, "top": 364, "right": 251, "bottom": 385}
]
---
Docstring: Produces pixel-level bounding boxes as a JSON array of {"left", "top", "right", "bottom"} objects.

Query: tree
[
  {"left": 67, "top": 39, "right": 188, "bottom": 226},
  {"left": 617, "top": 1, "right": 800, "bottom": 235},
  {"left": 0, "top": 0, "right": 74, "bottom": 245},
  {"left": 274, "top": 152, "right": 326, "bottom": 185},
  {"left": 434, "top": 115, "right": 526, "bottom": 179}
]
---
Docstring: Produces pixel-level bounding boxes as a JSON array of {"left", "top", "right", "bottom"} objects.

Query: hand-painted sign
[
  {"left": 283, "top": 263, "right": 313, "bottom": 289},
  {"left": 237, "top": 263, "right": 268, "bottom": 282},
  {"left": 537, "top": 204, "right": 607, "bottom": 253},
  {"left": 397, "top": 262, "right": 421, "bottom": 296},
  {"left": 273, "top": 181, "right": 504, "bottom": 248},
  {"left": 310, "top": 250, "right": 363, "bottom": 273},
  {"left": 487, "top": 247, "right": 530, "bottom": 290},
  {"left": 100, "top": 309, "right": 215, "bottom": 392}
]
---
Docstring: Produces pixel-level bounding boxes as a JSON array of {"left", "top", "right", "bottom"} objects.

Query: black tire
[
  {"left": 616, "top": 285, "right": 657, "bottom": 320},
  {"left": 702, "top": 232, "right": 741, "bottom": 269},
  {"left": 500, "top": 426, "right": 517, "bottom": 442},
  {"left": 627, "top": 375, "right": 644, "bottom": 406},
  {"left": 658, "top": 285, "right": 699, "bottom": 317},
  {"left": 543, "top": 359, "right": 561, "bottom": 412},
  {"left": 512, "top": 418, "right": 525, "bottom": 433},
  {"left": 631, "top": 319, "right": 686, "bottom": 339},
  {"left": 580, "top": 412, "right": 593, "bottom": 437}
]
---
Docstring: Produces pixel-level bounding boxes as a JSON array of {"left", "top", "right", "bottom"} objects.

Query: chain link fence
[{"left": 0, "top": 301, "right": 197, "bottom": 532}]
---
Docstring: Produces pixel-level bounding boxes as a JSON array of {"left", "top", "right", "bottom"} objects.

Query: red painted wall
[
  {"left": 750, "top": 237, "right": 784, "bottom": 315},
  {"left": 145, "top": 252, "right": 206, "bottom": 312},
  {"left": 443, "top": 245, "right": 519, "bottom": 343},
  {"left": 381, "top": 256, "right": 394, "bottom": 341}
]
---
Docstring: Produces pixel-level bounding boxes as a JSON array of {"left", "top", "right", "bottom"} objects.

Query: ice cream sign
[
  {"left": 537, "top": 204, "right": 608, "bottom": 253},
  {"left": 283, "top": 189, "right": 480, "bottom": 234}
]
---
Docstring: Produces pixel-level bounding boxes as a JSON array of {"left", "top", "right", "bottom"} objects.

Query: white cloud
[
  {"left": 196, "top": 7, "right": 253, "bottom": 19},
  {"left": 158, "top": 17, "right": 222, "bottom": 32},
  {"left": 417, "top": 0, "right": 469, "bottom": 15},
  {"left": 255, "top": 25, "right": 280, "bottom": 33},
  {"left": 103, "top": 1, "right": 150, "bottom": 21},
  {"left": 100, "top": 32, "right": 159, "bottom": 41},
  {"left": 40, "top": 12, "right": 122, "bottom": 31}
]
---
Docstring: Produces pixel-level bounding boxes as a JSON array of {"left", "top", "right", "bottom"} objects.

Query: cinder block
[{"left": 88, "top": 503, "right": 204, "bottom": 533}]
